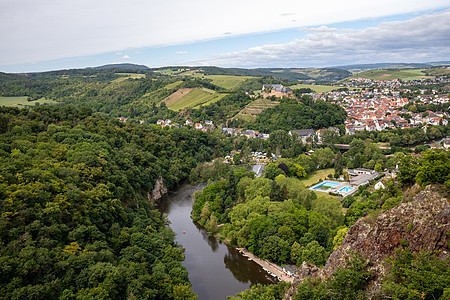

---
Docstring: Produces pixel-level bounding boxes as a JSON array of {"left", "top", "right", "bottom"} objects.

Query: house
[
  {"left": 353, "top": 168, "right": 376, "bottom": 175},
  {"left": 444, "top": 138, "right": 450, "bottom": 149},
  {"left": 289, "top": 129, "right": 315, "bottom": 143},
  {"left": 185, "top": 120, "right": 194, "bottom": 126},
  {"left": 374, "top": 181, "right": 385, "bottom": 190},
  {"left": 194, "top": 123, "right": 203, "bottom": 130},
  {"left": 282, "top": 265, "right": 296, "bottom": 277},
  {"left": 241, "top": 130, "right": 256, "bottom": 139}
]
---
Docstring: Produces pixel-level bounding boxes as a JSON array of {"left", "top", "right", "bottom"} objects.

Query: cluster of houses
[
  {"left": 341, "top": 94, "right": 448, "bottom": 134},
  {"left": 156, "top": 119, "right": 215, "bottom": 131},
  {"left": 340, "top": 76, "right": 450, "bottom": 89}
]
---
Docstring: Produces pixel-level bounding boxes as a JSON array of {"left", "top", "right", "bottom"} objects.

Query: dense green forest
[
  {"left": 248, "top": 98, "right": 347, "bottom": 132},
  {"left": 191, "top": 168, "right": 345, "bottom": 267},
  {"left": 0, "top": 106, "right": 234, "bottom": 299}
]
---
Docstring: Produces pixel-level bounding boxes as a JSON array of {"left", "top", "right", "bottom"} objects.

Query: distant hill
[
  {"left": 150, "top": 66, "right": 352, "bottom": 83},
  {"left": 93, "top": 63, "right": 150, "bottom": 70},
  {"left": 334, "top": 61, "right": 450, "bottom": 72}
]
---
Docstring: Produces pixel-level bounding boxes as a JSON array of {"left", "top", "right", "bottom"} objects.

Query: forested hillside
[
  {"left": 0, "top": 106, "right": 231, "bottom": 299},
  {"left": 248, "top": 98, "right": 347, "bottom": 132}
]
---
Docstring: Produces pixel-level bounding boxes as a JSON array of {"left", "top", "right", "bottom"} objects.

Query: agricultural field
[
  {"left": 350, "top": 69, "right": 433, "bottom": 81},
  {"left": 0, "top": 96, "right": 57, "bottom": 107},
  {"left": 422, "top": 68, "right": 450, "bottom": 76},
  {"left": 203, "top": 75, "right": 254, "bottom": 89},
  {"left": 290, "top": 83, "right": 360, "bottom": 93},
  {"left": 113, "top": 73, "right": 146, "bottom": 82},
  {"left": 234, "top": 98, "right": 280, "bottom": 121},
  {"left": 163, "top": 88, "right": 227, "bottom": 111}
]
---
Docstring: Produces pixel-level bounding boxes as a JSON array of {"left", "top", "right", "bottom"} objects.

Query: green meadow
[
  {"left": 290, "top": 83, "right": 360, "bottom": 92},
  {"left": 0, "top": 96, "right": 58, "bottom": 107},
  {"left": 203, "top": 75, "right": 253, "bottom": 89},
  {"left": 351, "top": 69, "right": 432, "bottom": 81}
]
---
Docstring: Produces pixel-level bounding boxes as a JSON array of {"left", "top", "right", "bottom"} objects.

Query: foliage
[
  {"left": 294, "top": 252, "right": 372, "bottom": 300},
  {"left": 248, "top": 101, "right": 347, "bottom": 133},
  {"left": 227, "top": 282, "right": 290, "bottom": 300},
  {"left": 379, "top": 248, "right": 450, "bottom": 300},
  {"left": 0, "top": 106, "right": 232, "bottom": 299},
  {"left": 398, "top": 150, "right": 450, "bottom": 188},
  {"left": 193, "top": 175, "right": 344, "bottom": 265}
]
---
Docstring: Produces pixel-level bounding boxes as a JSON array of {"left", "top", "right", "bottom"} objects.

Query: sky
[{"left": 1, "top": 0, "right": 449, "bottom": 73}]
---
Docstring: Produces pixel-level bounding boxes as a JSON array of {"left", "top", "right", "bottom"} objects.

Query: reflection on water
[
  {"left": 161, "top": 183, "right": 273, "bottom": 300},
  {"left": 224, "top": 247, "right": 275, "bottom": 285}
]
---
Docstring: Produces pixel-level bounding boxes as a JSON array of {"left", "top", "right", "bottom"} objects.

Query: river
[{"left": 160, "top": 182, "right": 275, "bottom": 300}]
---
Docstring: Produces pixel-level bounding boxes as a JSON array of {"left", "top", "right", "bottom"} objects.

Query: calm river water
[{"left": 160, "top": 183, "right": 275, "bottom": 300}]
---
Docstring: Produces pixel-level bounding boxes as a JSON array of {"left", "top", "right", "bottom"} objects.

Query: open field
[
  {"left": 113, "top": 73, "right": 146, "bottom": 82},
  {"left": 164, "top": 88, "right": 227, "bottom": 111},
  {"left": 423, "top": 68, "right": 450, "bottom": 76},
  {"left": 290, "top": 83, "right": 361, "bottom": 92},
  {"left": 164, "top": 81, "right": 183, "bottom": 89},
  {"left": 0, "top": 96, "right": 58, "bottom": 107},
  {"left": 351, "top": 69, "right": 433, "bottom": 81},
  {"left": 234, "top": 98, "right": 279, "bottom": 121},
  {"left": 203, "top": 75, "right": 253, "bottom": 89}
]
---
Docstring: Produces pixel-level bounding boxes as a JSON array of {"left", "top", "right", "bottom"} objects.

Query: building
[
  {"left": 289, "top": 129, "right": 315, "bottom": 143},
  {"left": 261, "top": 84, "right": 294, "bottom": 98}
]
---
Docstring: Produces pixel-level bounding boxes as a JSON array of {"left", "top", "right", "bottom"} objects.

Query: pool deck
[{"left": 310, "top": 181, "right": 357, "bottom": 197}]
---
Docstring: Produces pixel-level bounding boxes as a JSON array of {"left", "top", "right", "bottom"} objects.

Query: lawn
[
  {"left": 0, "top": 96, "right": 57, "bottom": 107},
  {"left": 298, "top": 168, "right": 335, "bottom": 187},
  {"left": 289, "top": 83, "right": 360, "bottom": 92}
]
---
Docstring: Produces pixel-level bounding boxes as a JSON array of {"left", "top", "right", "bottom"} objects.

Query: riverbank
[{"left": 237, "top": 248, "right": 295, "bottom": 283}]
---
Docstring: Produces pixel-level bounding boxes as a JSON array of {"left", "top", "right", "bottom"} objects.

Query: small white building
[{"left": 374, "top": 181, "right": 385, "bottom": 190}]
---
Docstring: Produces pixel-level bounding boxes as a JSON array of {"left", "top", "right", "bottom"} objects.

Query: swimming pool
[
  {"left": 338, "top": 186, "right": 354, "bottom": 193},
  {"left": 312, "top": 181, "right": 341, "bottom": 190}
]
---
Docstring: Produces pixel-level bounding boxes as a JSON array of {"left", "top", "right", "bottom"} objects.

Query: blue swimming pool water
[
  {"left": 338, "top": 186, "right": 354, "bottom": 193},
  {"left": 313, "top": 181, "right": 340, "bottom": 189}
]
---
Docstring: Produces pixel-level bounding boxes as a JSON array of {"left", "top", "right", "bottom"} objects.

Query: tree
[
  {"left": 264, "top": 163, "right": 284, "bottom": 180},
  {"left": 200, "top": 202, "right": 211, "bottom": 224},
  {"left": 415, "top": 150, "right": 450, "bottom": 186},
  {"left": 207, "top": 215, "right": 218, "bottom": 233},
  {"left": 332, "top": 227, "right": 348, "bottom": 250},
  {"left": 270, "top": 180, "right": 283, "bottom": 202},
  {"left": 334, "top": 152, "right": 343, "bottom": 176},
  {"left": 301, "top": 241, "right": 327, "bottom": 267}
]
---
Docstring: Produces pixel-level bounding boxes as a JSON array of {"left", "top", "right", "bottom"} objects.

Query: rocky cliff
[
  {"left": 151, "top": 174, "right": 168, "bottom": 201},
  {"left": 289, "top": 185, "right": 449, "bottom": 298}
]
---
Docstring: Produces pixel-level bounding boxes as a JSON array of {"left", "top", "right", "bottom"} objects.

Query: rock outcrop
[
  {"left": 151, "top": 174, "right": 168, "bottom": 201},
  {"left": 292, "top": 185, "right": 449, "bottom": 297}
]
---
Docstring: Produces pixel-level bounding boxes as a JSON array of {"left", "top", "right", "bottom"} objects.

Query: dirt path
[{"left": 237, "top": 248, "right": 294, "bottom": 283}]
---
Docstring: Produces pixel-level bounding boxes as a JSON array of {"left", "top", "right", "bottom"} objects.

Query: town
[{"left": 154, "top": 82, "right": 449, "bottom": 146}]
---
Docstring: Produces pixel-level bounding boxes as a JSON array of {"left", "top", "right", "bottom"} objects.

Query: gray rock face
[{"left": 152, "top": 174, "right": 167, "bottom": 201}]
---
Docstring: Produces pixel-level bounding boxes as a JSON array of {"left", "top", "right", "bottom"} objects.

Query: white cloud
[
  {"left": 0, "top": 0, "right": 449, "bottom": 66},
  {"left": 115, "top": 52, "right": 123, "bottom": 55},
  {"left": 121, "top": 55, "right": 131, "bottom": 60},
  {"left": 176, "top": 51, "right": 188, "bottom": 55},
  {"left": 199, "top": 10, "right": 450, "bottom": 68}
]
